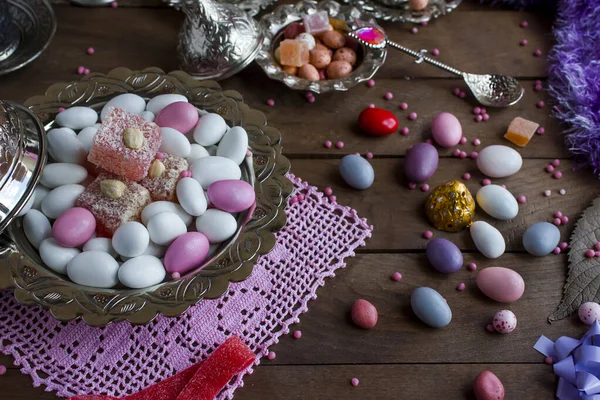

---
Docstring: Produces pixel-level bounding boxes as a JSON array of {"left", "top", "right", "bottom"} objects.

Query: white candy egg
[
  {"left": 55, "top": 107, "right": 98, "bottom": 130},
  {"left": 23, "top": 209, "right": 52, "bottom": 249},
  {"left": 476, "top": 185, "right": 518, "bottom": 220},
  {"left": 159, "top": 127, "right": 191, "bottom": 158},
  {"left": 147, "top": 211, "right": 187, "bottom": 246},
  {"left": 195, "top": 209, "right": 237, "bottom": 243},
  {"left": 296, "top": 32, "right": 316, "bottom": 50},
  {"left": 100, "top": 93, "right": 146, "bottom": 120},
  {"left": 39, "top": 238, "right": 81, "bottom": 274},
  {"left": 217, "top": 126, "right": 248, "bottom": 165},
  {"left": 140, "top": 110, "right": 155, "bottom": 122},
  {"left": 120, "top": 241, "right": 167, "bottom": 261},
  {"left": 493, "top": 310, "right": 517, "bottom": 334},
  {"left": 48, "top": 128, "right": 75, "bottom": 138},
  {"left": 141, "top": 201, "right": 192, "bottom": 226},
  {"left": 470, "top": 221, "right": 505, "bottom": 259},
  {"left": 118, "top": 255, "right": 166, "bottom": 288},
  {"left": 83, "top": 237, "right": 118, "bottom": 258},
  {"left": 206, "top": 145, "right": 217, "bottom": 156},
  {"left": 579, "top": 302, "right": 600, "bottom": 326},
  {"left": 16, "top": 195, "right": 34, "bottom": 217},
  {"left": 146, "top": 94, "right": 188, "bottom": 115},
  {"left": 40, "top": 163, "right": 88, "bottom": 188},
  {"left": 67, "top": 251, "right": 119, "bottom": 288},
  {"left": 190, "top": 156, "right": 242, "bottom": 188},
  {"left": 186, "top": 143, "right": 210, "bottom": 164},
  {"left": 48, "top": 128, "right": 88, "bottom": 164},
  {"left": 207, "top": 243, "right": 220, "bottom": 257},
  {"left": 41, "top": 184, "right": 85, "bottom": 219},
  {"left": 477, "top": 145, "right": 523, "bottom": 178},
  {"left": 176, "top": 178, "right": 207, "bottom": 216},
  {"left": 77, "top": 126, "right": 98, "bottom": 152},
  {"left": 112, "top": 221, "right": 149, "bottom": 257},
  {"left": 32, "top": 186, "right": 50, "bottom": 210},
  {"left": 193, "top": 113, "right": 228, "bottom": 146}
]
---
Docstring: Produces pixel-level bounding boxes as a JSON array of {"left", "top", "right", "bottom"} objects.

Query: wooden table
[{"left": 1, "top": 0, "right": 596, "bottom": 398}]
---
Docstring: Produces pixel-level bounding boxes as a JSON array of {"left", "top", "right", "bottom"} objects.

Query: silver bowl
[
  {"left": 255, "top": 0, "right": 387, "bottom": 94},
  {"left": 344, "top": 0, "right": 463, "bottom": 23}
]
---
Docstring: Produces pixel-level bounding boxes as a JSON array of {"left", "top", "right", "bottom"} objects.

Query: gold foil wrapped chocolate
[{"left": 425, "top": 180, "right": 475, "bottom": 232}]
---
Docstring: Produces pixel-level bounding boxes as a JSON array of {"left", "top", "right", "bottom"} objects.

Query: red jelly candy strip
[
  {"left": 126, "top": 363, "right": 202, "bottom": 400},
  {"left": 69, "top": 396, "right": 117, "bottom": 400},
  {"left": 176, "top": 336, "right": 255, "bottom": 400}
]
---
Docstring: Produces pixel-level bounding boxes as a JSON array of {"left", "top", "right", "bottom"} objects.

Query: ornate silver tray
[
  {"left": 344, "top": 0, "right": 463, "bottom": 23},
  {"left": 0, "top": 67, "right": 293, "bottom": 326}
]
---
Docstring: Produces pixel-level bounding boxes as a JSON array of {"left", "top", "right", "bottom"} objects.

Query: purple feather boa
[{"left": 548, "top": 0, "right": 600, "bottom": 173}]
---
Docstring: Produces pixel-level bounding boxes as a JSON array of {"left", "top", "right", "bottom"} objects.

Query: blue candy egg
[
  {"left": 426, "top": 238, "right": 463, "bottom": 274},
  {"left": 339, "top": 154, "right": 374, "bottom": 190},
  {"left": 411, "top": 287, "right": 452, "bottom": 328},
  {"left": 522, "top": 221, "right": 560, "bottom": 256}
]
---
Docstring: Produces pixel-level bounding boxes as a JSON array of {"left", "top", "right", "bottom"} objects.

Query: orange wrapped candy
[
  {"left": 279, "top": 39, "right": 309, "bottom": 67},
  {"left": 504, "top": 116, "right": 540, "bottom": 147}
]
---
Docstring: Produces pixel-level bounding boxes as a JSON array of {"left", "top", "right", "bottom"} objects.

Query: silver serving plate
[
  {"left": 255, "top": 0, "right": 387, "bottom": 94},
  {"left": 344, "top": 0, "right": 462, "bottom": 23},
  {"left": 0, "top": 0, "right": 57, "bottom": 76},
  {"left": 168, "top": 0, "right": 277, "bottom": 16}
]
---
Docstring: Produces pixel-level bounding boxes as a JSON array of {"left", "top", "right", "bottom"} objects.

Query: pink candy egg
[
  {"left": 493, "top": 310, "right": 517, "bottom": 334},
  {"left": 207, "top": 180, "right": 255, "bottom": 213},
  {"left": 164, "top": 232, "right": 210, "bottom": 274},
  {"left": 578, "top": 302, "right": 600, "bottom": 325},
  {"left": 476, "top": 267, "right": 525, "bottom": 303},
  {"left": 52, "top": 207, "right": 96, "bottom": 248},
  {"left": 431, "top": 112, "right": 462, "bottom": 148},
  {"left": 155, "top": 101, "right": 199, "bottom": 134}
]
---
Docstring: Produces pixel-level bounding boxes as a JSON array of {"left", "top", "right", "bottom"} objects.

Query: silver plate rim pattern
[
  {"left": 343, "top": 0, "right": 463, "bottom": 23},
  {"left": 0, "top": 0, "right": 57, "bottom": 76}
]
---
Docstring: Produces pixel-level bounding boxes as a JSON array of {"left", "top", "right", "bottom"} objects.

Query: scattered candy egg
[
  {"left": 522, "top": 222, "right": 560, "bottom": 256},
  {"left": 141, "top": 201, "right": 193, "bottom": 226},
  {"left": 159, "top": 127, "right": 192, "bottom": 158},
  {"left": 83, "top": 237, "right": 118, "bottom": 258},
  {"left": 77, "top": 126, "right": 99, "bottom": 152},
  {"left": 578, "top": 302, "right": 600, "bottom": 325},
  {"left": 190, "top": 156, "right": 242, "bottom": 188},
  {"left": 193, "top": 113, "right": 228, "bottom": 146},
  {"left": 321, "top": 30, "right": 346, "bottom": 49},
  {"left": 17, "top": 195, "right": 34, "bottom": 217},
  {"left": 473, "top": 370, "right": 505, "bottom": 400},
  {"left": 476, "top": 185, "right": 519, "bottom": 220},
  {"left": 339, "top": 154, "right": 375, "bottom": 190},
  {"left": 52, "top": 207, "right": 96, "bottom": 248},
  {"left": 431, "top": 112, "right": 462, "bottom": 148},
  {"left": 47, "top": 128, "right": 88, "bottom": 165},
  {"left": 186, "top": 143, "right": 210, "bottom": 164},
  {"left": 409, "top": 0, "right": 429, "bottom": 10},
  {"left": 216, "top": 126, "right": 249, "bottom": 165},
  {"left": 426, "top": 238, "right": 463, "bottom": 274},
  {"left": 67, "top": 251, "right": 119, "bottom": 288},
  {"left": 470, "top": 221, "right": 505, "bottom": 259},
  {"left": 309, "top": 48, "right": 332, "bottom": 69},
  {"left": 351, "top": 299, "right": 378, "bottom": 329},
  {"left": 207, "top": 179, "right": 255, "bottom": 212},
  {"left": 23, "top": 209, "right": 52, "bottom": 249},
  {"left": 493, "top": 310, "right": 517, "bottom": 334},
  {"left": 146, "top": 94, "right": 189, "bottom": 115},
  {"left": 327, "top": 60, "right": 353, "bottom": 79},
  {"left": 112, "top": 221, "right": 150, "bottom": 257},
  {"left": 358, "top": 107, "right": 399, "bottom": 136},
  {"left": 41, "top": 184, "right": 86, "bottom": 219},
  {"left": 155, "top": 101, "right": 199, "bottom": 134},
  {"left": 177, "top": 177, "right": 208, "bottom": 216},
  {"left": 476, "top": 145, "right": 523, "bottom": 178},
  {"left": 195, "top": 209, "right": 238, "bottom": 244},
  {"left": 118, "top": 255, "right": 166, "bottom": 288},
  {"left": 40, "top": 163, "right": 88, "bottom": 189},
  {"left": 164, "top": 232, "right": 210, "bottom": 274},
  {"left": 476, "top": 267, "right": 525, "bottom": 303},
  {"left": 404, "top": 143, "right": 439, "bottom": 183},
  {"left": 55, "top": 106, "right": 98, "bottom": 130},
  {"left": 32, "top": 186, "right": 50, "bottom": 210},
  {"left": 147, "top": 211, "right": 187, "bottom": 246},
  {"left": 411, "top": 287, "right": 452, "bottom": 328},
  {"left": 100, "top": 93, "right": 146, "bottom": 120},
  {"left": 333, "top": 47, "right": 357, "bottom": 66}
]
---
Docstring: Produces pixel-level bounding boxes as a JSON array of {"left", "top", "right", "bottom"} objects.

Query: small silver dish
[
  {"left": 255, "top": 0, "right": 387, "bottom": 94},
  {"left": 344, "top": 0, "right": 463, "bottom": 23}
]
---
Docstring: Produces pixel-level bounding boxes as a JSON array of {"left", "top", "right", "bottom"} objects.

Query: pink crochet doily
[{"left": 0, "top": 174, "right": 372, "bottom": 399}]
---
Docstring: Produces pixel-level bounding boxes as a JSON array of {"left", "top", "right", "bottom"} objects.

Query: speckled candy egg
[
  {"left": 409, "top": 0, "right": 429, "bottom": 10},
  {"left": 314, "top": 43, "right": 333, "bottom": 57},
  {"left": 298, "top": 64, "right": 320, "bottom": 81},
  {"left": 309, "top": 48, "right": 331, "bottom": 69},
  {"left": 578, "top": 302, "right": 600, "bottom": 325},
  {"left": 339, "top": 154, "right": 375, "bottom": 190},
  {"left": 327, "top": 61, "right": 353, "bottom": 79},
  {"left": 404, "top": 143, "right": 439, "bottom": 183},
  {"left": 426, "top": 238, "right": 463, "bottom": 274},
  {"left": 431, "top": 112, "right": 462, "bottom": 148},
  {"left": 351, "top": 299, "right": 378, "bottom": 329},
  {"left": 155, "top": 101, "right": 199, "bottom": 134},
  {"left": 322, "top": 30, "right": 346, "bottom": 49},
  {"left": 52, "top": 207, "right": 96, "bottom": 248},
  {"left": 283, "top": 22, "right": 304, "bottom": 39},
  {"left": 473, "top": 370, "right": 505, "bottom": 400},
  {"left": 493, "top": 310, "right": 517, "bottom": 334},
  {"left": 333, "top": 47, "right": 357, "bottom": 66}
]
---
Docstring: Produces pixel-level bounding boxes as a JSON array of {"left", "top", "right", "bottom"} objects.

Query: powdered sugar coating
[
  {"left": 88, "top": 107, "right": 162, "bottom": 181},
  {"left": 139, "top": 154, "right": 188, "bottom": 201}
]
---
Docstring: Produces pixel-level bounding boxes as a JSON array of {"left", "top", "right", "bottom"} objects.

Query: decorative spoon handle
[{"left": 385, "top": 40, "right": 464, "bottom": 77}]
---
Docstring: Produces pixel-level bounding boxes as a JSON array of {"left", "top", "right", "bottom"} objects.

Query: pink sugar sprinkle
[
  {"left": 544, "top": 190, "right": 551, "bottom": 197},
  {"left": 482, "top": 179, "right": 491, "bottom": 186},
  {"left": 535, "top": 80, "right": 542, "bottom": 85},
  {"left": 351, "top": 378, "right": 360, "bottom": 387},
  {"left": 324, "top": 187, "right": 333, "bottom": 196},
  {"left": 463, "top": 173, "right": 471, "bottom": 180},
  {"left": 408, "top": 112, "right": 417, "bottom": 120},
  {"left": 290, "top": 196, "right": 298, "bottom": 204},
  {"left": 552, "top": 247, "right": 561, "bottom": 254},
  {"left": 87, "top": 47, "right": 95, "bottom": 55},
  {"left": 534, "top": 85, "right": 543, "bottom": 92},
  {"left": 0, "top": 365, "right": 6, "bottom": 375},
  {"left": 400, "top": 127, "right": 409, "bottom": 135},
  {"left": 467, "top": 263, "right": 477, "bottom": 271},
  {"left": 267, "top": 351, "right": 276, "bottom": 360},
  {"left": 266, "top": 99, "right": 275, "bottom": 107},
  {"left": 293, "top": 330, "right": 302, "bottom": 339},
  {"left": 470, "top": 152, "right": 478, "bottom": 159},
  {"left": 307, "top": 96, "right": 315, "bottom": 104},
  {"left": 367, "top": 79, "right": 375, "bottom": 87},
  {"left": 421, "top": 21, "right": 428, "bottom": 26},
  {"left": 423, "top": 230, "right": 433, "bottom": 239},
  {"left": 335, "top": 141, "right": 344, "bottom": 149},
  {"left": 482, "top": 113, "right": 490, "bottom": 121},
  {"left": 473, "top": 138, "right": 481, "bottom": 146},
  {"left": 517, "top": 195, "right": 527, "bottom": 204},
  {"left": 453, "top": 149, "right": 461, "bottom": 157},
  {"left": 481, "top": 108, "right": 487, "bottom": 114},
  {"left": 554, "top": 211, "right": 563, "bottom": 218},
  {"left": 537, "top": 127, "right": 545, "bottom": 135},
  {"left": 561, "top": 216, "right": 569, "bottom": 224},
  {"left": 324, "top": 140, "right": 332, "bottom": 148},
  {"left": 408, "top": 182, "right": 417, "bottom": 190},
  {"left": 552, "top": 159, "right": 560, "bottom": 167},
  {"left": 111, "top": 1, "right": 117, "bottom": 7},
  {"left": 537, "top": 100, "right": 545, "bottom": 108},
  {"left": 460, "top": 136, "right": 468, "bottom": 144},
  {"left": 77, "top": 66, "right": 85, "bottom": 75},
  {"left": 595, "top": 242, "right": 600, "bottom": 251},
  {"left": 553, "top": 218, "right": 562, "bottom": 226},
  {"left": 366, "top": 152, "right": 373, "bottom": 159},
  {"left": 596, "top": 251, "right": 600, "bottom": 257},
  {"left": 432, "top": 48, "right": 440, "bottom": 56},
  {"left": 171, "top": 272, "right": 181, "bottom": 279},
  {"left": 521, "top": 20, "right": 529, "bottom": 28},
  {"left": 400, "top": 102, "right": 408, "bottom": 110},
  {"left": 155, "top": 152, "right": 165, "bottom": 160},
  {"left": 456, "top": 282, "right": 466, "bottom": 291},
  {"left": 84, "top": 68, "right": 91, "bottom": 75},
  {"left": 553, "top": 171, "right": 563, "bottom": 179},
  {"left": 486, "top": 324, "right": 495, "bottom": 333},
  {"left": 354, "top": 152, "right": 360, "bottom": 156},
  {"left": 391, "top": 272, "right": 403, "bottom": 281},
  {"left": 586, "top": 249, "right": 596, "bottom": 258},
  {"left": 297, "top": 194, "right": 305, "bottom": 202},
  {"left": 520, "top": 39, "right": 528, "bottom": 46},
  {"left": 534, "top": 49, "right": 542, "bottom": 56},
  {"left": 459, "top": 151, "right": 467, "bottom": 159},
  {"left": 546, "top": 165, "right": 554, "bottom": 173},
  {"left": 180, "top": 170, "right": 188, "bottom": 178},
  {"left": 425, "top": 139, "right": 433, "bottom": 145},
  {"left": 560, "top": 242, "right": 569, "bottom": 251},
  {"left": 58, "top": 107, "right": 65, "bottom": 113},
  {"left": 420, "top": 183, "right": 430, "bottom": 192},
  {"left": 246, "top": 150, "right": 252, "bottom": 157},
  {"left": 475, "top": 115, "right": 483, "bottom": 122},
  {"left": 329, "top": 195, "right": 337, "bottom": 203},
  {"left": 473, "top": 107, "right": 482, "bottom": 115},
  {"left": 411, "top": 27, "right": 418, "bottom": 34},
  {"left": 544, "top": 357, "right": 554, "bottom": 365},
  {"left": 459, "top": 92, "right": 466, "bottom": 98},
  {"left": 384, "top": 92, "right": 393, "bottom": 100},
  {"left": 453, "top": 88, "right": 461, "bottom": 96},
  {"left": 368, "top": 104, "right": 375, "bottom": 108},
  {"left": 500, "top": 184, "right": 506, "bottom": 189}
]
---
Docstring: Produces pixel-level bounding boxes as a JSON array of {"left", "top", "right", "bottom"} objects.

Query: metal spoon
[{"left": 348, "top": 26, "right": 524, "bottom": 108}]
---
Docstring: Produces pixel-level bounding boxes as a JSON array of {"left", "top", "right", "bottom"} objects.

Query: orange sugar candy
[
  {"left": 504, "top": 116, "right": 540, "bottom": 147},
  {"left": 279, "top": 39, "right": 309, "bottom": 67}
]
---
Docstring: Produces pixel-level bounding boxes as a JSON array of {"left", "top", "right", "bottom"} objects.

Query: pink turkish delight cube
[
  {"left": 302, "top": 11, "right": 330, "bottom": 35},
  {"left": 88, "top": 107, "right": 162, "bottom": 181},
  {"left": 139, "top": 154, "right": 188, "bottom": 201},
  {"left": 75, "top": 173, "right": 151, "bottom": 236}
]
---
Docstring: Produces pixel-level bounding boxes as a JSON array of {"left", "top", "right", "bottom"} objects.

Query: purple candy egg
[
  {"left": 426, "top": 238, "right": 463, "bottom": 274},
  {"left": 404, "top": 143, "right": 439, "bottom": 183}
]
